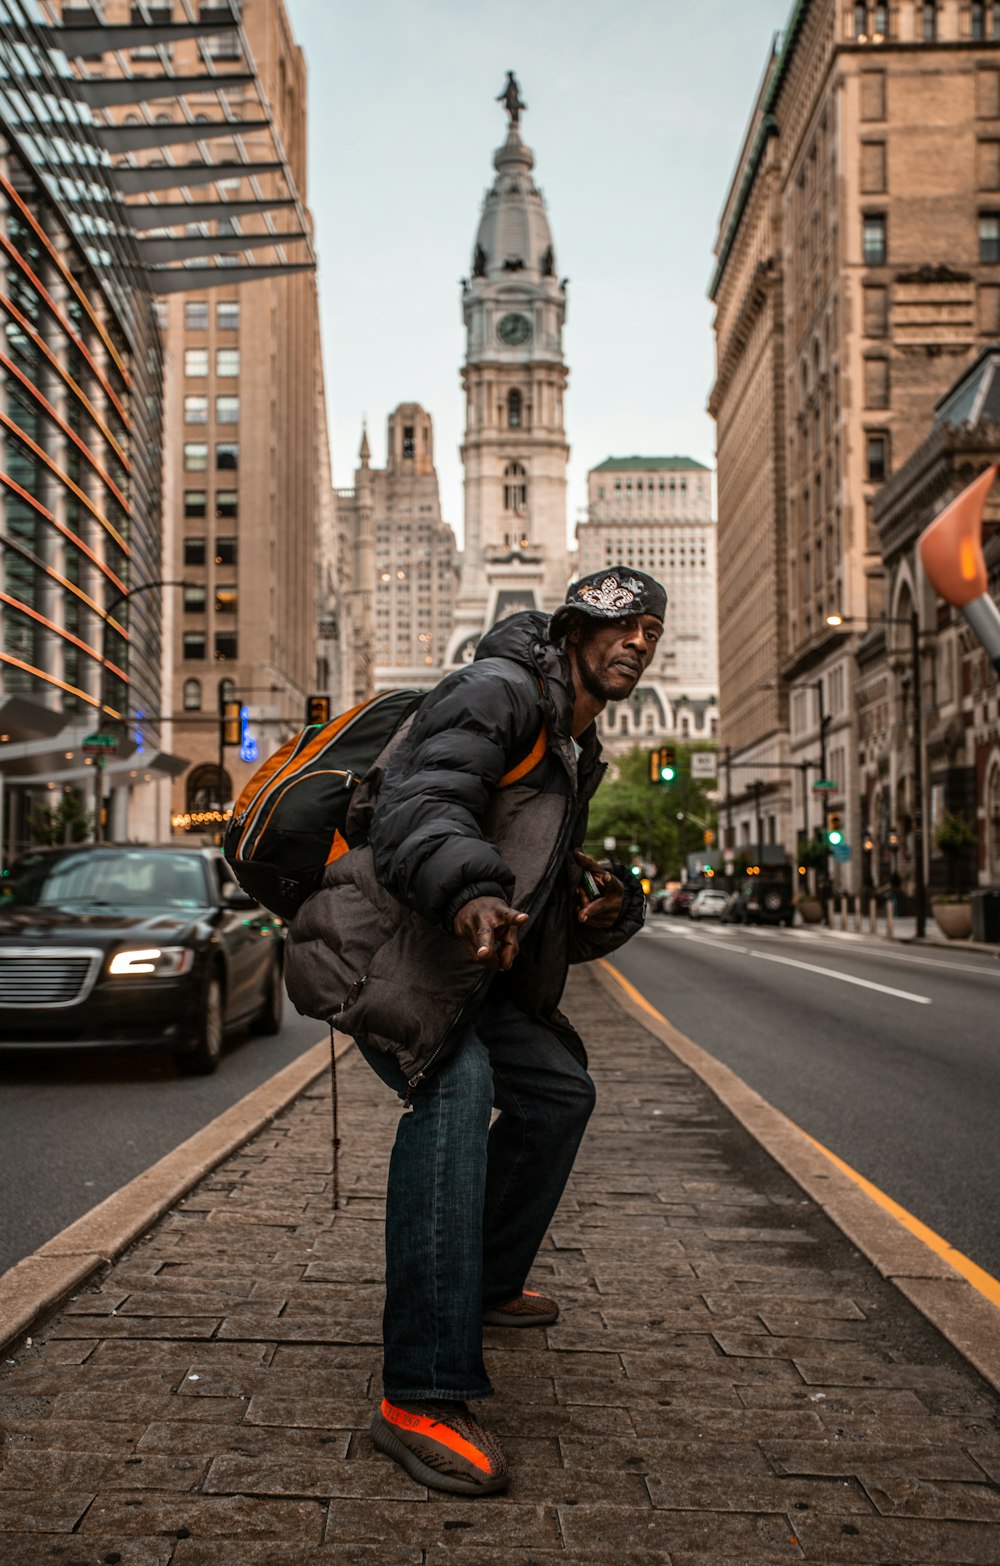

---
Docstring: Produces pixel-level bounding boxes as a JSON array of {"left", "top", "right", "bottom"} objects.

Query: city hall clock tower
[{"left": 446, "top": 73, "right": 570, "bottom": 665}]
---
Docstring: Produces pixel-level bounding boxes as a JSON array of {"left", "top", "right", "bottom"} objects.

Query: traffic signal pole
[{"left": 911, "top": 608, "right": 927, "bottom": 940}]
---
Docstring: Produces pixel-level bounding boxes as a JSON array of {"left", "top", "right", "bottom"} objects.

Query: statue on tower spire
[{"left": 497, "top": 71, "right": 525, "bottom": 127}]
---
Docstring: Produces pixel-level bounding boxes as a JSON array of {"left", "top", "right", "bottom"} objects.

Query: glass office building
[{"left": 0, "top": 0, "right": 314, "bottom": 852}]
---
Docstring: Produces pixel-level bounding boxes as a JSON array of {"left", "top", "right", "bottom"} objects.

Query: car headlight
[{"left": 107, "top": 947, "right": 194, "bottom": 977}]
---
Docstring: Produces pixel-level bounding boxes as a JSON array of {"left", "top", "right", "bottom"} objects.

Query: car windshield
[{"left": 3, "top": 849, "right": 211, "bottom": 910}]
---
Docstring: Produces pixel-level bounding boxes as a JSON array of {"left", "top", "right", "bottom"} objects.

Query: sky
[{"left": 285, "top": 0, "right": 791, "bottom": 543}]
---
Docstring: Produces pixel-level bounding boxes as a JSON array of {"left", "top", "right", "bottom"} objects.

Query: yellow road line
[{"left": 599, "top": 959, "right": 1000, "bottom": 1311}]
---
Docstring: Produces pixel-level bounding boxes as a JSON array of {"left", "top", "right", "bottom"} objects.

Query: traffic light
[
  {"left": 221, "top": 700, "right": 241, "bottom": 747},
  {"left": 703, "top": 828, "right": 715, "bottom": 847},
  {"left": 648, "top": 745, "right": 676, "bottom": 784},
  {"left": 306, "top": 694, "right": 331, "bottom": 727},
  {"left": 826, "top": 812, "right": 844, "bottom": 847}
]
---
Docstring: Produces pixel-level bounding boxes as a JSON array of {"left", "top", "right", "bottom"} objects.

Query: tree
[
  {"left": 27, "top": 791, "right": 93, "bottom": 847},
  {"left": 584, "top": 745, "right": 718, "bottom": 882},
  {"left": 934, "top": 812, "right": 976, "bottom": 895}
]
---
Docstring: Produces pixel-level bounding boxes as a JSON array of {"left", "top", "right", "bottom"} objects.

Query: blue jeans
[{"left": 357, "top": 990, "right": 595, "bottom": 1403}]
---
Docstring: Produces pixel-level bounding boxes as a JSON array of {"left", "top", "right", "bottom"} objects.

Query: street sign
[
  {"left": 812, "top": 779, "right": 838, "bottom": 790},
  {"left": 832, "top": 841, "right": 852, "bottom": 861},
  {"left": 691, "top": 752, "right": 717, "bottom": 779},
  {"left": 83, "top": 732, "right": 118, "bottom": 753}
]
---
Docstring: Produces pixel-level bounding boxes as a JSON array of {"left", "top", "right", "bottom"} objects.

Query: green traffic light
[
  {"left": 659, "top": 766, "right": 675, "bottom": 782},
  {"left": 827, "top": 829, "right": 843, "bottom": 846}
]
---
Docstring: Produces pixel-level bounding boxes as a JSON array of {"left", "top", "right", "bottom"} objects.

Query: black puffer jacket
[{"left": 284, "top": 612, "right": 644, "bottom": 1085}]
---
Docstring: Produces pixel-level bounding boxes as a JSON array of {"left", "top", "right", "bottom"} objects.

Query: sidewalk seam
[
  {"left": 0, "top": 1032, "right": 353, "bottom": 1355},
  {"left": 592, "top": 960, "right": 1000, "bottom": 1395}
]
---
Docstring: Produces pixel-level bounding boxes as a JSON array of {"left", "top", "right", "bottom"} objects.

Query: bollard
[
  {"left": 839, "top": 895, "right": 848, "bottom": 931},
  {"left": 885, "top": 899, "right": 895, "bottom": 939},
  {"left": 854, "top": 896, "right": 862, "bottom": 933},
  {"left": 869, "top": 897, "right": 878, "bottom": 934}
]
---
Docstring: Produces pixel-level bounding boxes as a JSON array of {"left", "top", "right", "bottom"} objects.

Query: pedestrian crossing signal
[{"left": 648, "top": 745, "right": 676, "bottom": 784}]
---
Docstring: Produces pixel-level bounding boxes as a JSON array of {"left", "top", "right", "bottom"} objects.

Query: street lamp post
[{"left": 96, "top": 578, "right": 192, "bottom": 842}]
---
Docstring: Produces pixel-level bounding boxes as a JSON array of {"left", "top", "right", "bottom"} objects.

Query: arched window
[
  {"left": 185, "top": 763, "right": 231, "bottom": 813},
  {"left": 854, "top": 2, "right": 867, "bottom": 37},
  {"left": 503, "top": 461, "right": 527, "bottom": 513},
  {"left": 922, "top": 1, "right": 937, "bottom": 42},
  {"left": 182, "top": 678, "right": 202, "bottom": 712},
  {"left": 218, "top": 676, "right": 236, "bottom": 709},
  {"left": 508, "top": 389, "right": 522, "bottom": 429}
]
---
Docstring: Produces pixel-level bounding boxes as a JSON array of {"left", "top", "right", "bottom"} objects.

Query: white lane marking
[{"left": 748, "top": 949, "right": 931, "bottom": 1005}]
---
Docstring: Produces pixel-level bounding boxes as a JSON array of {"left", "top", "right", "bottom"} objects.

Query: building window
[
  {"left": 864, "top": 356, "right": 890, "bottom": 408},
  {"left": 863, "top": 213, "right": 886, "bottom": 264},
  {"left": 873, "top": 1, "right": 887, "bottom": 35},
  {"left": 183, "top": 631, "right": 206, "bottom": 660},
  {"left": 183, "top": 583, "right": 207, "bottom": 613},
  {"left": 185, "top": 301, "right": 208, "bottom": 331},
  {"left": 216, "top": 442, "right": 239, "bottom": 470},
  {"left": 853, "top": 1, "right": 867, "bottom": 37},
  {"left": 972, "top": 1, "right": 986, "bottom": 39},
  {"left": 215, "top": 490, "right": 238, "bottom": 519},
  {"left": 215, "top": 536, "right": 238, "bottom": 566},
  {"left": 183, "top": 536, "right": 206, "bottom": 567},
  {"left": 866, "top": 431, "right": 888, "bottom": 483},
  {"left": 182, "top": 677, "right": 202, "bottom": 711},
  {"left": 402, "top": 425, "right": 415, "bottom": 459},
  {"left": 215, "top": 395, "right": 239, "bottom": 424},
  {"left": 216, "top": 348, "right": 240, "bottom": 377},
  {"left": 184, "top": 490, "right": 207, "bottom": 519},
  {"left": 508, "top": 389, "right": 522, "bottom": 429},
  {"left": 980, "top": 213, "right": 1000, "bottom": 261},
  {"left": 218, "top": 676, "right": 236, "bottom": 708},
  {"left": 215, "top": 632, "right": 238, "bottom": 661},
  {"left": 184, "top": 394, "right": 208, "bottom": 424},
  {"left": 184, "top": 347, "right": 208, "bottom": 377},
  {"left": 863, "top": 283, "right": 888, "bottom": 335},
  {"left": 184, "top": 442, "right": 208, "bottom": 471},
  {"left": 860, "top": 141, "right": 887, "bottom": 195},
  {"left": 216, "top": 300, "right": 240, "bottom": 330},
  {"left": 503, "top": 460, "right": 528, "bottom": 512},
  {"left": 215, "top": 586, "right": 238, "bottom": 614},
  {"left": 922, "top": 1, "right": 937, "bottom": 41}
]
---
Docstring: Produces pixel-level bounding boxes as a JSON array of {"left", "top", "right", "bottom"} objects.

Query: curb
[
  {"left": 0, "top": 1031, "right": 353, "bottom": 1355},
  {"left": 592, "top": 961, "right": 1000, "bottom": 1395}
]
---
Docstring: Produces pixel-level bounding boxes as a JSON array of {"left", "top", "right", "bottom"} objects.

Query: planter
[
  {"left": 931, "top": 901, "right": 973, "bottom": 940},
  {"left": 797, "top": 898, "right": 824, "bottom": 925}
]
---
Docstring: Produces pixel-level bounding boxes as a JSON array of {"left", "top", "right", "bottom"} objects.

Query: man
[{"left": 285, "top": 567, "right": 666, "bottom": 1496}]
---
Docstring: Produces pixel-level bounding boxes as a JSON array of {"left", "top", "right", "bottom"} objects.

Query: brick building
[{"left": 711, "top": 0, "right": 1000, "bottom": 878}]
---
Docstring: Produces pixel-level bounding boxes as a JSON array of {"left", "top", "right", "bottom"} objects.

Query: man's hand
[
  {"left": 575, "top": 849, "right": 625, "bottom": 929},
  {"left": 453, "top": 896, "right": 529, "bottom": 970}
]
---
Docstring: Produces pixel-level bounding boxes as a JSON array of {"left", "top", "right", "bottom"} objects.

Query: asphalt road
[
  {"left": 0, "top": 985, "right": 326, "bottom": 1276},
  {"left": 610, "top": 918, "right": 1000, "bottom": 1281}
]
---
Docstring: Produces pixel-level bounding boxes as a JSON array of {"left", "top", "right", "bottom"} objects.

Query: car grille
[{"left": 0, "top": 949, "right": 101, "bottom": 1008}]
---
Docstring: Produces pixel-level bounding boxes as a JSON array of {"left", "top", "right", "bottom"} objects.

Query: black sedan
[{"left": 0, "top": 843, "right": 284, "bottom": 1074}]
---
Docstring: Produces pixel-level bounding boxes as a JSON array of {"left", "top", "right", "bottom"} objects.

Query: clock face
[{"left": 497, "top": 312, "right": 532, "bottom": 347}]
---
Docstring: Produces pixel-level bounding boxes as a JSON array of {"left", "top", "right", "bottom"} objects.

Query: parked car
[
  {"left": 688, "top": 888, "right": 731, "bottom": 921},
  {"left": 0, "top": 843, "right": 284, "bottom": 1074},
  {"left": 666, "top": 886, "right": 697, "bottom": 916},
  {"left": 650, "top": 888, "right": 674, "bottom": 915}
]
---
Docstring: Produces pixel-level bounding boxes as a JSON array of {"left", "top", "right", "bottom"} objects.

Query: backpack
[{"left": 223, "top": 688, "right": 548, "bottom": 921}]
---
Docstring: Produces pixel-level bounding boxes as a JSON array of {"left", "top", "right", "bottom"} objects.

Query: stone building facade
[
  {"left": 864, "top": 348, "right": 1000, "bottom": 897},
  {"left": 336, "top": 406, "right": 459, "bottom": 694},
  {"left": 576, "top": 457, "right": 719, "bottom": 758},
  {"left": 711, "top": 0, "right": 1000, "bottom": 877}
]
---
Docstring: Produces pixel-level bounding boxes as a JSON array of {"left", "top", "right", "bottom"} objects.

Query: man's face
[{"left": 569, "top": 614, "right": 661, "bottom": 704}]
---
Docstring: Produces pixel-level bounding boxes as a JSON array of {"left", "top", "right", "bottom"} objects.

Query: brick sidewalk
[{"left": 1, "top": 967, "right": 999, "bottom": 1565}]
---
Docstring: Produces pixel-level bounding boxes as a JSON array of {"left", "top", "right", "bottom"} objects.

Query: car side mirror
[{"left": 220, "top": 881, "right": 256, "bottom": 909}]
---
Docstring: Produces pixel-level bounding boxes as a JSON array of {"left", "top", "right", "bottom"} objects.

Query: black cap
[{"left": 549, "top": 566, "right": 667, "bottom": 643}]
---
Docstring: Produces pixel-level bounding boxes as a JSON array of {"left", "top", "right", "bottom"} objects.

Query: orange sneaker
[
  {"left": 371, "top": 1398, "right": 509, "bottom": 1495},
  {"left": 482, "top": 1289, "right": 559, "bottom": 1327}
]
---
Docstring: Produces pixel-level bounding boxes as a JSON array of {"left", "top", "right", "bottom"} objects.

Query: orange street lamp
[{"left": 918, "top": 461, "right": 1000, "bottom": 676}]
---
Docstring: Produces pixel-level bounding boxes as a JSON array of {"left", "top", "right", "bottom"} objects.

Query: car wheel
[
  {"left": 179, "top": 972, "right": 224, "bottom": 1075},
  {"left": 251, "top": 958, "right": 283, "bottom": 1036}
]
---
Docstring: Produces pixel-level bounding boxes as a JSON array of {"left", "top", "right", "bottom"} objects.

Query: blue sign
[
  {"left": 239, "top": 706, "right": 258, "bottom": 764},
  {"left": 133, "top": 709, "right": 144, "bottom": 754},
  {"left": 832, "top": 841, "right": 852, "bottom": 862}
]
